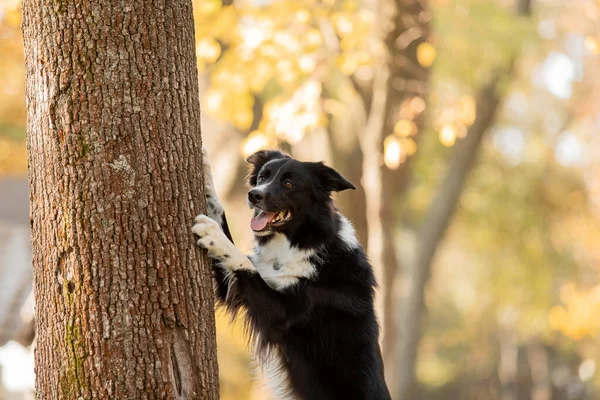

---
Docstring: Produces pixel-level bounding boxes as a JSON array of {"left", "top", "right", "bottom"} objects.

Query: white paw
[
  {"left": 193, "top": 215, "right": 228, "bottom": 257},
  {"left": 193, "top": 214, "right": 255, "bottom": 273}
]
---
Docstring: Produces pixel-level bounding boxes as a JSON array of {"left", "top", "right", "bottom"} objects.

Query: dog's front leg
[
  {"left": 193, "top": 214, "right": 257, "bottom": 305},
  {"left": 193, "top": 216, "right": 310, "bottom": 335},
  {"left": 193, "top": 215, "right": 254, "bottom": 272},
  {"left": 198, "top": 148, "right": 241, "bottom": 302}
]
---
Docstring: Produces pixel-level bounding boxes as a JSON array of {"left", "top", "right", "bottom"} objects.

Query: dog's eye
[
  {"left": 283, "top": 180, "right": 294, "bottom": 188},
  {"left": 257, "top": 176, "right": 265, "bottom": 183}
]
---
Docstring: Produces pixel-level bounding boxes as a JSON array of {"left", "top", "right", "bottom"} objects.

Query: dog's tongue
[{"left": 251, "top": 211, "right": 277, "bottom": 231}]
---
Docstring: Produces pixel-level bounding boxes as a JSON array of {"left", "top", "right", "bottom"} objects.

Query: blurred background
[{"left": 1, "top": 0, "right": 600, "bottom": 398}]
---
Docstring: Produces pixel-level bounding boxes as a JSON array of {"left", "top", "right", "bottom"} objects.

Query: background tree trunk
[
  {"left": 361, "top": 0, "right": 430, "bottom": 376},
  {"left": 395, "top": 76, "right": 505, "bottom": 399},
  {"left": 394, "top": 0, "right": 531, "bottom": 396},
  {"left": 22, "top": 0, "right": 220, "bottom": 398}
]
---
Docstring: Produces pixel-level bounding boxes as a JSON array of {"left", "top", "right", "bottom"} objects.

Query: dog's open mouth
[{"left": 251, "top": 210, "right": 292, "bottom": 232}]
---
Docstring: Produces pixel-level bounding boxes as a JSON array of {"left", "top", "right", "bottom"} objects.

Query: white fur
[
  {"left": 250, "top": 233, "right": 318, "bottom": 291},
  {"left": 260, "top": 349, "right": 296, "bottom": 400},
  {"left": 253, "top": 158, "right": 287, "bottom": 192},
  {"left": 192, "top": 215, "right": 254, "bottom": 273},
  {"left": 197, "top": 149, "right": 318, "bottom": 292},
  {"left": 338, "top": 215, "right": 359, "bottom": 249}
]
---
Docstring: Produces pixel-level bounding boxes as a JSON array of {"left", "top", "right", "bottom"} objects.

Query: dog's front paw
[
  {"left": 193, "top": 214, "right": 228, "bottom": 258},
  {"left": 193, "top": 214, "right": 255, "bottom": 272}
]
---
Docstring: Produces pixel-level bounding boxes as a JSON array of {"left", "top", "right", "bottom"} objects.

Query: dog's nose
[{"left": 248, "top": 189, "right": 264, "bottom": 204}]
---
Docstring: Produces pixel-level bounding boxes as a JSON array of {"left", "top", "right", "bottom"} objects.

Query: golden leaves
[
  {"left": 195, "top": 5, "right": 238, "bottom": 42},
  {"left": 0, "top": 138, "right": 27, "bottom": 176},
  {"left": 433, "top": 95, "right": 476, "bottom": 147},
  {"left": 241, "top": 130, "right": 275, "bottom": 158},
  {"left": 203, "top": 70, "right": 255, "bottom": 130},
  {"left": 194, "top": 0, "right": 377, "bottom": 148},
  {"left": 417, "top": 42, "right": 437, "bottom": 68},
  {"left": 265, "top": 80, "right": 323, "bottom": 143},
  {"left": 410, "top": 96, "right": 426, "bottom": 114},
  {"left": 337, "top": 54, "right": 358, "bottom": 75},
  {"left": 248, "top": 59, "right": 274, "bottom": 93},
  {"left": 458, "top": 95, "right": 476, "bottom": 126},
  {"left": 384, "top": 135, "right": 405, "bottom": 169},
  {"left": 394, "top": 119, "right": 417, "bottom": 137},
  {"left": 295, "top": 9, "right": 311, "bottom": 24},
  {"left": 585, "top": 36, "right": 599, "bottom": 55},
  {"left": 383, "top": 95, "right": 424, "bottom": 169},
  {"left": 238, "top": 79, "right": 324, "bottom": 154},
  {"left": 304, "top": 29, "right": 324, "bottom": 50},
  {"left": 439, "top": 125, "right": 456, "bottom": 147},
  {"left": 332, "top": 12, "right": 355, "bottom": 37},
  {"left": 196, "top": 37, "right": 221, "bottom": 64},
  {"left": 383, "top": 135, "right": 417, "bottom": 170},
  {"left": 549, "top": 284, "right": 600, "bottom": 340},
  {"left": 196, "top": 0, "right": 222, "bottom": 16}
]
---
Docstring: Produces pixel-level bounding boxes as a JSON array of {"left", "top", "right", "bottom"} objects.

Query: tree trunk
[
  {"left": 22, "top": 1, "right": 220, "bottom": 398},
  {"left": 395, "top": 75, "right": 505, "bottom": 400},
  {"left": 393, "top": 0, "right": 531, "bottom": 396},
  {"left": 361, "top": 0, "right": 430, "bottom": 375},
  {"left": 527, "top": 340, "right": 551, "bottom": 400},
  {"left": 328, "top": 87, "right": 369, "bottom": 246}
]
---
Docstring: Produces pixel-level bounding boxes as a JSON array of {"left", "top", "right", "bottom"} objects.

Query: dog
[{"left": 193, "top": 149, "right": 391, "bottom": 400}]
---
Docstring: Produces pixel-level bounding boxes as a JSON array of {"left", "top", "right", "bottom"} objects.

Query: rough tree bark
[
  {"left": 394, "top": 1, "right": 531, "bottom": 397},
  {"left": 22, "top": 0, "right": 219, "bottom": 398}
]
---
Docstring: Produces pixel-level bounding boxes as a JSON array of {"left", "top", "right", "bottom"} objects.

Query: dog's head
[{"left": 245, "top": 150, "right": 355, "bottom": 236}]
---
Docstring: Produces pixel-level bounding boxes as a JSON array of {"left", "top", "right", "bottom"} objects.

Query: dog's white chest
[{"left": 251, "top": 233, "right": 317, "bottom": 291}]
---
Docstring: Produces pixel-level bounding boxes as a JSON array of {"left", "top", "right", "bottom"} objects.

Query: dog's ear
[
  {"left": 245, "top": 150, "right": 290, "bottom": 186},
  {"left": 313, "top": 162, "right": 356, "bottom": 192}
]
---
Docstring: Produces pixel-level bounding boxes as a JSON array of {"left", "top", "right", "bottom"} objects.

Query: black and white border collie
[{"left": 193, "top": 149, "right": 391, "bottom": 400}]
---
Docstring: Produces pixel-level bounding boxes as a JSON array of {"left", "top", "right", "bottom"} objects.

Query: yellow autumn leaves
[
  {"left": 437, "top": 95, "right": 476, "bottom": 147},
  {"left": 383, "top": 94, "right": 476, "bottom": 169},
  {"left": 194, "top": 0, "right": 442, "bottom": 162},
  {"left": 383, "top": 98, "right": 423, "bottom": 169},
  {"left": 417, "top": 42, "right": 437, "bottom": 68},
  {"left": 242, "top": 80, "right": 324, "bottom": 157},
  {"left": 0, "top": 0, "right": 21, "bottom": 28},
  {"left": 585, "top": 36, "right": 599, "bottom": 55},
  {"left": 195, "top": 1, "right": 335, "bottom": 136},
  {"left": 0, "top": 138, "right": 27, "bottom": 176},
  {"left": 193, "top": 0, "right": 496, "bottom": 171},
  {"left": 549, "top": 284, "right": 600, "bottom": 341}
]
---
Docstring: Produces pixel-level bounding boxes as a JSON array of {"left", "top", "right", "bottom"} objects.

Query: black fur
[{"left": 209, "top": 150, "right": 390, "bottom": 400}]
